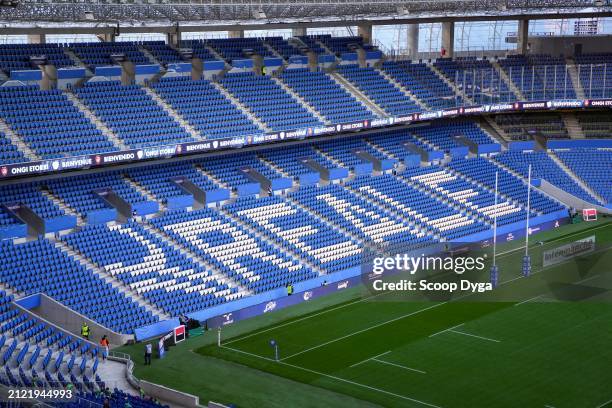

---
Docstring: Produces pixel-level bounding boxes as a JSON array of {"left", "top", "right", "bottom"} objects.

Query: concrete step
[
  {"left": 138, "top": 45, "right": 162, "bottom": 66},
  {"left": 376, "top": 68, "right": 429, "bottom": 111},
  {"left": 427, "top": 62, "right": 474, "bottom": 105},
  {"left": 40, "top": 188, "right": 86, "bottom": 227},
  {"left": 140, "top": 221, "right": 252, "bottom": 296},
  {"left": 562, "top": 112, "right": 585, "bottom": 139},
  {"left": 0, "top": 118, "right": 40, "bottom": 162},
  {"left": 64, "top": 50, "right": 94, "bottom": 77},
  {"left": 482, "top": 116, "right": 512, "bottom": 143},
  {"left": 271, "top": 76, "right": 331, "bottom": 125},
  {"left": 142, "top": 87, "right": 203, "bottom": 141},
  {"left": 564, "top": 57, "right": 586, "bottom": 99},
  {"left": 491, "top": 59, "right": 526, "bottom": 101},
  {"left": 121, "top": 175, "right": 165, "bottom": 213},
  {"left": 64, "top": 91, "right": 129, "bottom": 151},
  {"left": 549, "top": 151, "right": 605, "bottom": 204},
  {"left": 210, "top": 81, "right": 272, "bottom": 132},
  {"left": 52, "top": 238, "right": 170, "bottom": 320},
  {"left": 328, "top": 71, "right": 387, "bottom": 117},
  {"left": 217, "top": 207, "right": 326, "bottom": 277}
]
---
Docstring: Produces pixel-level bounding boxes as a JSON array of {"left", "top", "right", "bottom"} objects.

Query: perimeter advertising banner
[{"left": 0, "top": 98, "right": 609, "bottom": 180}]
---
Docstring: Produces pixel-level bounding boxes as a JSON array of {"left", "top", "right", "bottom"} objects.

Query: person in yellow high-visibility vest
[
  {"left": 287, "top": 283, "right": 294, "bottom": 296},
  {"left": 81, "top": 322, "right": 90, "bottom": 340}
]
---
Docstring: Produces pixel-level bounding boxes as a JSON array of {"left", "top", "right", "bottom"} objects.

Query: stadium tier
[{"left": 0, "top": 30, "right": 611, "bottom": 407}]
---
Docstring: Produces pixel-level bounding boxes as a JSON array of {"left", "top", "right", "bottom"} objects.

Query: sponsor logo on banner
[
  {"left": 489, "top": 103, "right": 514, "bottom": 112},
  {"left": 521, "top": 101, "right": 547, "bottom": 110},
  {"left": 442, "top": 108, "right": 459, "bottom": 117},
  {"left": 263, "top": 301, "right": 277, "bottom": 313},
  {"left": 95, "top": 155, "right": 102, "bottom": 165},
  {"left": 585, "top": 98, "right": 612, "bottom": 107},
  {"left": 5, "top": 162, "right": 50, "bottom": 176},
  {"left": 370, "top": 118, "right": 390, "bottom": 127},
  {"left": 100, "top": 151, "right": 137, "bottom": 164},
  {"left": 463, "top": 105, "right": 484, "bottom": 114},
  {"left": 60, "top": 156, "right": 92, "bottom": 170},
  {"left": 313, "top": 125, "right": 336, "bottom": 135},
  {"left": 394, "top": 114, "right": 413, "bottom": 123},
  {"left": 222, "top": 313, "right": 234, "bottom": 325},
  {"left": 0, "top": 167, "right": 7, "bottom": 177},
  {"left": 419, "top": 111, "right": 439, "bottom": 120},
  {"left": 543, "top": 236, "right": 595, "bottom": 267},
  {"left": 548, "top": 100, "right": 584, "bottom": 108}
]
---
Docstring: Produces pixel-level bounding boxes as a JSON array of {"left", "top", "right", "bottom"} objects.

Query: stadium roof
[{"left": 0, "top": 0, "right": 611, "bottom": 30}]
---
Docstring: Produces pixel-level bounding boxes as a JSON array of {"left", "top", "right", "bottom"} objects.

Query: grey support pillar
[
  {"left": 407, "top": 24, "right": 419, "bottom": 58},
  {"left": 292, "top": 27, "right": 307, "bottom": 37},
  {"left": 27, "top": 34, "right": 46, "bottom": 44},
  {"left": 517, "top": 19, "right": 529, "bottom": 55},
  {"left": 358, "top": 23, "right": 373, "bottom": 44},
  {"left": 441, "top": 21, "right": 455, "bottom": 58},
  {"left": 228, "top": 30, "right": 244, "bottom": 39},
  {"left": 167, "top": 31, "right": 181, "bottom": 48}
]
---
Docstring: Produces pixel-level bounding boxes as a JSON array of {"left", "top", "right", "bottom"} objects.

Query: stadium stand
[
  {"left": 0, "top": 238, "right": 158, "bottom": 333},
  {"left": 0, "top": 86, "right": 118, "bottom": 159},
  {"left": 69, "top": 42, "right": 150, "bottom": 69},
  {"left": 151, "top": 76, "right": 262, "bottom": 140},
  {"left": 151, "top": 208, "right": 316, "bottom": 293},
  {"left": 219, "top": 71, "right": 324, "bottom": 131},
  {"left": 0, "top": 131, "right": 27, "bottom": 165},
  {"left": 63, "top": 221, "right": 240, "bottom": 316},
  {"left": 382, "top": 60, "right": 458, "bottom": 109},
  {"left": 554, "top": 148, "right": 612, "bottom": 204},
  {"left": 336, "top": 64, "right": 422, "bottom": 115},
  {"left": 498, "top": 54, "right": 576, "bottom": 100},
  {"left": 0, "top": 43, "right": 73, "bottom": 75},
  {"left": 574, "top": 53, "right": 612, "bottom": 99},
  {"left": 139, "top": 41, "right": 184, "bottom": 65},
  {"left": 74, "top": 81, "right": 194, "bottom": 148},
  {"left": 279, "top": 68, "right": 376, "bottom": 123},
  {"left": 493, "top": 113, "right": 569, "bottom": 140},
  {"left": 493, "top": 150, "right": 603, "bottom": 205}
]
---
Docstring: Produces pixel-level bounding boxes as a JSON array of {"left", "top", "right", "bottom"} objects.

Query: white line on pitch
[
  {"left": 544, "top": 404, "right": 556, "bottom": 408},
  {"left": 221, "top": 345, "right": 441, "bottom": 408},
  {"left": 447, "top": 329, "right": 501, "bottom": 343},
  {"left": 429, "top": 323, "right": 464, "bottom": 338},
  {"left": 372, "top": 358, "right": 427, "bottom": 374},
  {"left": 349, "top": 350, "right": 390, "bottom": 368},
  {"left": 575, "top": 274, "right": 600, "bottom": 285},
  {"left": 224, "top": 290, "right": 390, "bottom": 345},
  {"left": 514, "top": 294, "right": 543, "bottom": 307},
  {"left": 280, "top": 302, "right": 446, "bottom": 361},
  {"left": 595, "top": 399, "right": 612, "bottom": 408}
]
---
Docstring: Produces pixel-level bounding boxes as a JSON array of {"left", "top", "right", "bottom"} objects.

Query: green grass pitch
[{"left": 119, "top": 218, "right": 612, "bottom": 408}]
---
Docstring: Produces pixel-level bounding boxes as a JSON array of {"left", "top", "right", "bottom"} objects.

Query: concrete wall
[
  {"left": 31, "top": 294, "right": 133, "bottom": 345},
  {"left": 538, "top": 180, "right": 612, "bottom": 214},
  {"left": 529, "top": 34, "right": 612, "bottom": 57}
]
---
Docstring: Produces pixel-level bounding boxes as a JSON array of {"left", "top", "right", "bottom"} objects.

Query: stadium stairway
[
  {"left": 442, "top": 161, "right": 532, "bottom": 213},
  {"left": 217, "top": 205, "right": 326, "bottom": 276},
  {"left": 39, "top": 187, "right": 86, "bottom": 227},
  {"left": 564, "top": 57, "right": 586, "bottom": 99},
  {"left": 482, "top": 116, "right": 512, "bottom": 144},
  {"left": 548, "top": 151, "right": 606, "bottom": 204},
  {"left": 142, "top": 86, "right": 203, "bottom": 141},
  {"left": 193, "top": 164, "right": 236, "bottom": 199},
  {"left": 396, "top": 169, "right": 504, "bottom": 227},
  {"left": 375, "top": 67, "right": 429, "bottom": 111},
  {"left": 490, "top": 59, "right": 526, "bottom": 101},
  {"left": 426, "top": 61, "right": 475, "bottom": 105},
  {"left": 139, "top": 220, "right": 252, "bottom": 297},
  {"left": 271, "top": 76, "right": 331, "bottom": 125},
  {"left": 210, "top": 80, "right": 271, "bottom": 133},
  {"left": 328, "top": 71, "right": 387, "bottom": 117},
  {"left": 122, "top": 175, "right": 167, "bottom": 213},
  {"left": 64, "top": 90, "right": 129, "bottom": 151},
  {"left": 63, "top": 49, "right": 94, "bottom": 77},
  {"left": 0, "top": 117, "right": 40, "bottom": 162},
  {"left": 562, "top": 113, "right": 585, "bottom": 139},
  {"left": 138, "top": 45, "right": 162, "bottom": 66},
  {"left": 283, "top": 194, "right": 378, "bottom": 251},
  {"left": 52, "top": 237, "right": 171, "bottom": 321}
]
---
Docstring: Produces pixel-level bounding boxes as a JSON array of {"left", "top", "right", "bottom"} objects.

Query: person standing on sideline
[
  {"left": 81, "top": 322, "right": 90, "bottom": 340},
  {"left": 100, "top": 335, "right": 110, "bottom": 360},
  {"left": 287, "top": 283, "right": 294, "bottom": 296},
  {"left": 144, "top": 343, "right": 152, "bottom": 365}
]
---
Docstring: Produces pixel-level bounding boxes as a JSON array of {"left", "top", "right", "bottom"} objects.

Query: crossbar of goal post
[
  {"left": 490, "top": 171, "right": 499, "bottom": 287},
  {"left": 523, "top": 164, "right": 532, "bottom": 277}
]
